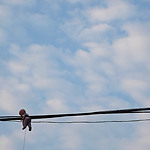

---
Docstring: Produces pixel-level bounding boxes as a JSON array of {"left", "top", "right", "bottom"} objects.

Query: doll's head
[{"left": 19, "top": 109, "right": 26, "bottom": 116}]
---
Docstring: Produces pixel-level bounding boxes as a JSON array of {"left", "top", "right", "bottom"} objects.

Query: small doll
[{"left": 19, "top": 109, "right": 32, "bottom": 131}]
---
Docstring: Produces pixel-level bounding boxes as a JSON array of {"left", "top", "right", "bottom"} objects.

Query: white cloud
[
  {"left": 62, "top": 14, "right": 113, "bottom": 43},
  {"left": 0, "top": 90, "right": 19, "bottom": 113},
  {"left": 7, "top": 44, "right": 59, "bottom": 79},
  {"left": 0, "top": 5, "right": 10, "bottom": 18},
  {"left": 113, "top": 23, "right": 150, "bottom": 68},
  {"left": 60, "top": 126, "right": 82, "bottom": 150},
  {"left": 0, "top": 28, "right": 7, "bottom": 42},
  {"left": 62, "top": 18, "right": 85, "bottom": 41},
  {"left": 46, "top": 99, "right": 69, "bottom": 113},
  {"left": 109, "top": 22, "right": 150, "bottom": 106},
  {"left": 86, "top": 0, "right": 135, "bottom": 23},
  {"left": 83, "top": 42, "right": 110, "bottom": 58},
  {"left": 71, "top": 43, "right": 114, "bottom": 98},
  {"left": 3, "top": 44, "right": 75, "bottom": 114},
  {"left": 122, "top": 79, "right": 148, "bottom": 92},
  {"left": 0, "top": 136, "right": 14, "bottom": 150},
  {"left": 7, "top": 61, "right": 29, "bottom": 74},
  {"left": 65, "top": 0, "right": 91, "bottom": 4},
  {"left": 0, "top": 74, "right": 33, "bottom": 114},
  {"left": 62, "top": 0, "right": 135, "bottom": 44},
  {"left": 78, "top": 24, "right": 112, "bottom": 42},
  {"left": 1, "top": 0, "right": 36, "bottom": 6},
  {"left": 124, "top": 123, "right": 150, "bottom": 150},
  {"left": 26, "top": 13, "right": 52, "bottom": 29},
  {"left": 121, "top": 78, "right": 150, "bottom": 105}
]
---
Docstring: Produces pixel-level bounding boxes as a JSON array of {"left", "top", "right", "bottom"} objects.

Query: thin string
[{"left": 23, "top": 129, "right": 26, "bottom": 150}]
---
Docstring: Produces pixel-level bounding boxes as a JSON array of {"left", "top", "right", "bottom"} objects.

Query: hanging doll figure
[{"left": 19, "top": 109, "right": 32, "bottom": 131}]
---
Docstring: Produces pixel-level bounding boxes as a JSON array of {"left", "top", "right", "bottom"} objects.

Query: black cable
[
  {"left": 22, "top": 107, "right": 150, "bottom": 120},
  {"left": 32, "top": 119, "right": 150, "bottom": 124},
  {"left": 0, "top": 107, "right": 150, "bottom": 121},
  {"left": 7, "top": 118, "right": 150, "bottom": 124}
]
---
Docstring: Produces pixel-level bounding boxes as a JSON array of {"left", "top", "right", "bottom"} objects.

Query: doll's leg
[
  {"left": 26, "top": 117, "right": 32, "bottom": 131},
  {"left": 22, "top": 119, "right": 27, "bottom": 130}
]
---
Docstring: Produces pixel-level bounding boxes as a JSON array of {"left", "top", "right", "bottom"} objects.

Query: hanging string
[{"left": 23, "top": 129, "right": 26, "bottom": 150}]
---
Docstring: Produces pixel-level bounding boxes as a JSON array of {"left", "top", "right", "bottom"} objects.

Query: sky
[{"left": 0, "top": 0, "right": 150, "bottom": 149}]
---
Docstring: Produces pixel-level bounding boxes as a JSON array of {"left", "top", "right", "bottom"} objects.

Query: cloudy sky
[{"left": 0, "top": 0, "right": 150, "bottom": 149}]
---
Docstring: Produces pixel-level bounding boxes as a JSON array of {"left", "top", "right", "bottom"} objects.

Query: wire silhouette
[
  {"left": 31, "top": 118, "right": 150, "bottom": 124},
  {"left": 8, "top": 118, "right": 150, "bottom": 124},
  {"left": 0, "top": 107, "right": 150, "bottom": 122}
]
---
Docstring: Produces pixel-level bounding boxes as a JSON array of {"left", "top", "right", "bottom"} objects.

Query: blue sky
[{"left": 0, "top": 0, "right": 150, "bottom": 149}]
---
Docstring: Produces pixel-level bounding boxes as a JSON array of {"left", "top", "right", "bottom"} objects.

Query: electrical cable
[
  {"left": 32, "top": 119, "right": 150, "bottom": 124},
  {"left": 7, "top": 118, "right": 150, "bottom": 124},
  {"left": 0, "top": 107, "right": 150, "bottom": 121}
]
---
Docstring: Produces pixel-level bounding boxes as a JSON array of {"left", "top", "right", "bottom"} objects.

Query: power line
[
  {"left": 0, "top": 107, "right": 150, "bottom": 121},
  {"left": 32, "top": 119, "right": 150, "bottom": 124},
  {"left": 7, "top": 118, "right": 150, "bottom": 124}
]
